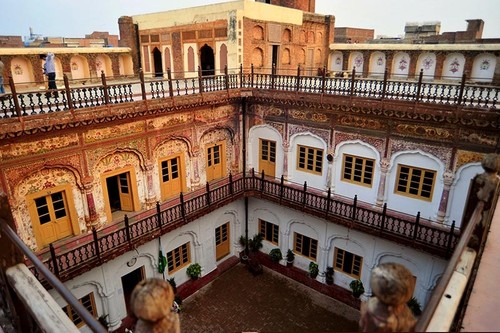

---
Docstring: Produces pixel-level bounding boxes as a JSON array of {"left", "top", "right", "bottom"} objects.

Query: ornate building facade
[{"left": 0, "top": 1, "right": 499, "bottom": 332}]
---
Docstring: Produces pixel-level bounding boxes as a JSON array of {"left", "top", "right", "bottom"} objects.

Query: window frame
[
  {"left": 26, "top": 184, "right": 79, "bottom": 250},
  {"left": 259, "top": 219, "right": 279, "bottom": 245},
  {"left": 293, "top": 232, "right": 318, "bottom": 260},
  {"left": 167, "top": 242, "right": 191, "bottom": 274},
  {"left": 394, "top": 164, "right": 436, "bottom": 201},
  {"left": 341, "top": 154, "right": 375, "bottom": 187},
  {"left": 296, "top": 145, "right": 324, "bottom": 175},
  {"left": 334, "top": 247, "right": 363, "bottom": 279},
  {"left": 62, "top": 292, "right": 97, "bottom": 328}
]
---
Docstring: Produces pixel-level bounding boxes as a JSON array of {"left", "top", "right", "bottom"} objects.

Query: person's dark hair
[{"left": 39, "top": 54, "right": 47, "bottom": 59}]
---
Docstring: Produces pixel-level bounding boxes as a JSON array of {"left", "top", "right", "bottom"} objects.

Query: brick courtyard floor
[{"left": 179, "top": 263, "right": 360, "bottom": 333}]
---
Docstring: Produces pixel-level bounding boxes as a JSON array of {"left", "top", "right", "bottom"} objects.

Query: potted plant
[
  {"left": 186, "top": 263, "right": 201, "bottom": 280},
  {"left": 167, "top": 277, "right": 177, "bottom": 293},
  {"left": 286, "top": 249, "right": 295, "bottom": 267},
  {"left": 407, "top": 297, "right": 422, "bottom": 317},
  {"left": 239, "top": 235, "right": 249, "bottom": 261},
  {"left": 349, "top": 279, "right": 365, "bottom": 298},
  {"left": 248, "top": 233, "right": 264, "bottom": 252},
  {"left": 269, "top": 248, "right": 282, "bottom": 262},
  {"left": 325, "top": 266, "right": 334, "bottom": 285},
  {"left": 309, "top": 262, "right": 319, "bottom": 278}
]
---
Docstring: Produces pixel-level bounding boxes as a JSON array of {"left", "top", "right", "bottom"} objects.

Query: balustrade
[{"left": 26, "top": 171, "right": 458, "bottom": 286}]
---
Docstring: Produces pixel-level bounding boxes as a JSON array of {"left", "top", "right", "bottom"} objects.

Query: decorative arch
[
  {"left": 471, "top": 53, "right": 496, "bottom": 82},
  {"left": 416, "top": 52, "right": 436, "bottom": 81},
  {"left": 282, "top": 48, "right": 291, "bottom": 65},
  {"left": 386, "top": 150, "right": 445, "bottom": 221},
  {"left": 329, "top": 51, "right": 343, "bottom": 73},
  {"left": 348, "top": 52, "right": 364, "bottom": 73},
  {"left": 307, "top": 31, "right": 315, "bottom": 44},
  {"left": 164, "top": 47, "right": 172, "bottom": 72},
  {"left": 282, "top": 28, "right": 291, "bottom": 43},
  {"left": 298, "top": 48, "right": 306, "bottom": 65},
  {"left": 252, "top": 25, "right": 264, "bottom": 40},
  {"left": 187, "top": 47, "right": 195, "bottom": 72},
  {"left": 300, "top": 30, "right": 306, "bottom": 43},
  {"left": 369, "top": 51, "right": 386, "bottom": 77},
  {"left": 14, "top": 166, "right": 86, "bottom": 250},
  {"left": 252, "top": 47, "right": 264, "bottom": 68},
  {"left": 70, "top": 55, "right": 90, "bottom": 80},
  {"left": 10, "top": 56, "right": 36, "bottom": 85},
  {"left": 118, "top": 54, "right": 134, "bottom": 76},
  {"left": 442, "top": 53, "right": 465, "bottom": 80},
  {"left": 447, "top": 162, "right": 483, "bottom": 228},
  {"left": 95, "top": 54, "right": 113, "bottom": 77},
  {"left": 219, "top": 43, "right": 228, "bottom": 72},
  {"left": 391, "top": 52, "right": 410, "bottom": 79}
]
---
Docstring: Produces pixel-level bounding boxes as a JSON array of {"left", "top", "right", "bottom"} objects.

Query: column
[
  {"left": 325, "top": 153, "right": 334, "bottom": 191},
  {"left": 191, "top": 150, "right": 201, "bottom": 187},
  {"left": 316, "top": 246, "right": 329, "bottom": 283},
  {"left": 282, "top": 142, "right": 290, "bottom": 180},
  {"left": 279, "top": 228, "right": 291, "bottom": 266},
  {"left": 437, "top": 171, "right": 454, "bottom": 224},
  {"left": 82, "top": 177, "right": 99, "bottom": 229},
  {"left": 104, "top": 292, "right": 122, "bottom": 330},
  {"left": 375, "top": 158, "right": 390, "bottom": 207},
  {"left": 144, "top": 161, "right": 156, "bottom": 209}
]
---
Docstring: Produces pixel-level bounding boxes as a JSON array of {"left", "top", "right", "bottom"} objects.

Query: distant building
[{"left": 334, "top": 27, "right": 375, "bottom": 44}]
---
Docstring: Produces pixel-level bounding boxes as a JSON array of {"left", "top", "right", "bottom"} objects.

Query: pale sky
[{"left": 1, "top": 0, "right": 499, "bottom": 40}]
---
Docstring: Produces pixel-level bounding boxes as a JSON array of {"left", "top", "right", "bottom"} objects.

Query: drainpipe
[{"left": 242, "top": 97, "right": 248, "bottom": 253}]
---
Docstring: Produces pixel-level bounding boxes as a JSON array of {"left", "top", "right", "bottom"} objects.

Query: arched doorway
[
  {"left": 153, "top": 47, "right": 163, "bottom": 77},
  {"left": 200, "top": 44, "right": 215, "bottom": 76}
]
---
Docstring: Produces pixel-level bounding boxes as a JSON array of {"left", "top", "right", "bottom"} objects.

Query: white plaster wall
[
  {"left": 51, "top": 196, "right": 447, "bottom": 330},
  {"left": 391, "top": 52, "right": 410, "bottom": 79},
  {"left": 442, "top": 53, "right": 465, "bottom": 80},
  {"left": 288, "top": 133, "right": 327, "bottom": 189},
  {"left": 417, "top": 52, "right": 436, "bottom": 81},
  {"left": 446, "top": 163, "right": 483, "bottom": 228},
  {"left": 369, "top": 51, "right": 385, "bottom": 77},
  {"left": 333, "top": 141, "right": 380, "bottom": 204},
  {"left": 386, "top": 151, "right": 444, "bottom": 221},
  {"left": 348, "top": 51, "right": 363, "bottom": 74},
  {"left": 248, "top": 198, "right": 447, "bottom": 307},
  {"left": 470, "top": 53, "right": 496, "bottom": 82},
  {"left": 248, "top": 125, "right": 284, "bottom": 177},
  {"left": 329, "top": 51, "right": 343, "bottom": 73},
  {"left": 50, "top": 200, "right": 243, "bottom": 331}
]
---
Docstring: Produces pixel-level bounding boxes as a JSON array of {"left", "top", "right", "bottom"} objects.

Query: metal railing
[
  {"left": 28, "top": 171, "right": 458, "bottom": 286},
  {"left": 0, "top": 216, "right": 107, "bottom": 333},
  {"left": 0, "top": 65, "right": 497, "bottom": 119},
  {"left": 415, "top": 166, "right": 500, "bottom": 331}
]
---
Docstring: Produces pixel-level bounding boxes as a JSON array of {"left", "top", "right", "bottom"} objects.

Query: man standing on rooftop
[{"left": 40, "top": 53, "right": 57, "bottom": 97}]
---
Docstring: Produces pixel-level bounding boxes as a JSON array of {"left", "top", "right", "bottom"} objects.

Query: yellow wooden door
[
  {"left": 259, "top": 139, "right": 276, "bottom": 177},
  {"left": 160, "top": 156, "right": 182, "bottom": 200},
  {"left": 118, "top": 173, "right": 134, "bottom": 211},
  {"left": 206, "top": 143, "right": 225, "bottom": 182},
  {"left": 35, "top": 191, "right": 72, "bottom": 247},
  {"left": 215, "top": 223, "right": 230, "bottom": 260}
]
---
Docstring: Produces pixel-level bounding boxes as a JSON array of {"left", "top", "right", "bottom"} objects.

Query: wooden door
[
  {"left": 118, "top": 173, "right": 133, "bottom": 211},
  {"left": 160, "top": 156, "right": 183, "bottom": 200},
  {"left": 34, "top": 191, "right": 72, "bottom": 247},
  {"left": 259, "top": 139, "right": 276, "bottom": 177},
  {"left": 206, "top": 142, "right": 225, "bottom": 182},
  {"left": 215, "top": 222, "right": 230, "bottom": 260}
]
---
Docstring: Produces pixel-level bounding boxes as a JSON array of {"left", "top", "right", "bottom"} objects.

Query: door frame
[
  {"left": 101, "top": 166, "right": 140, "bottom": 223},
  {"left": 158, "top": 153, "right": 187, "bottom": 201},
  {"left": 27, "top": 184, "right": 80, "bottom": 250}
]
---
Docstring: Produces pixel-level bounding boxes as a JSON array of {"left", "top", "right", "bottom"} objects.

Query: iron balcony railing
[
  {"left": 28, "top": 171, "right": 459, "bottom": 286},
  {"left": 0, "top": 65, "right": 498, "bottom": 119}
]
